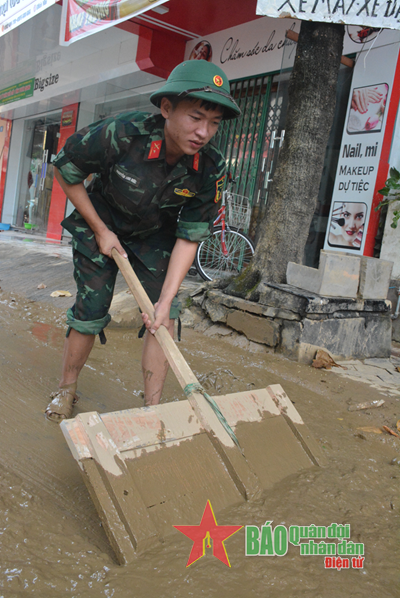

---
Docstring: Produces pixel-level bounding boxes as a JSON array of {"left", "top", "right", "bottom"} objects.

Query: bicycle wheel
[{"left": 195, "top": 226, "right": 255, "bottom": 282}]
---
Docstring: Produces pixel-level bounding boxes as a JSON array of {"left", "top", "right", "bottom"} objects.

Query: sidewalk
[
  {"left": 331, "top": 357, "right": 400, "bottom": 398},
  {"left": 0, "top": 230, "right": 76, "bottom": 308},
  {"left": 0, "top": 228, "right": 203, "bottom": 314}
]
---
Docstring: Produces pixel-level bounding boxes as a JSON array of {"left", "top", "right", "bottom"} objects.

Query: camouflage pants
[{"left": 66, "top": 243, "right": 181, "bottom": 337}]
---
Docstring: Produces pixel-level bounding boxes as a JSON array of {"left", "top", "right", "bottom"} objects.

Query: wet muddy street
[{"left": 0, "top": 278, "right": 399, "bottom": 596}]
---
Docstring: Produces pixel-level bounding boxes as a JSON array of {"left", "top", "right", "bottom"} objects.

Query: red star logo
[{"left": 174, "top": 501, "right": 243, "bottom": 567}]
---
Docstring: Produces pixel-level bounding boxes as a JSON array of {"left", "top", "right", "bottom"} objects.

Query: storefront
[
  {"left": 13, "top": 111, "right": 61, "bottom": 232},
  {"left": 0, "top": 1, "right": 171, "bottom": 238},
  {"left": 185, "top": 20, "right": 400, "bottom": 266},
  {"left": 1, "top": 2, "right": 399, "bottom": 271}
]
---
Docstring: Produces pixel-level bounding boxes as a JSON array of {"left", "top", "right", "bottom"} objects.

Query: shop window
[
  {"left": 213, "top": 73, "right": 290, "bottom": 240},
  {"left": 214, "top": 75, "right": 274, "bottom": 203},
  {"left": 94, "top": 91, "right": 158, "bottom": 121},
  {"left": 15, "top": 112, "right": 61, "bottom": 233}
]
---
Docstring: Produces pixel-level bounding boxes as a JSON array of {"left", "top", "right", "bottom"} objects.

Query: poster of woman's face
[
  {"left": 328, "top": 202, "right": 367, "bottom": 250},
  {"left": 189, "top": 41, "right": 212, "bottom": 62},
  {"left": 347, "top": 83, "right": 388, "bottom": 134}
]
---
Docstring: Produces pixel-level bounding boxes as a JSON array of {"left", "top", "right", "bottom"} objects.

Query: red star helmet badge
[{"left": 213, "top": 75, "right": 223, "bottom": 87}]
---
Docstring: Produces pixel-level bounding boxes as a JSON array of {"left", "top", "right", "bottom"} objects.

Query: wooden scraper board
[{"left": 61, "top": 384, "right": 325, "bottom": 565}]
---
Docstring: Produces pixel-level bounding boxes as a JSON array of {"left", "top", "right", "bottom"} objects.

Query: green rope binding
[{"left": 183, "top": 382, "right": 242, "bottom": 451}]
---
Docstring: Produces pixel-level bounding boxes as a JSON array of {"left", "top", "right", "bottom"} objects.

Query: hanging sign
[
  {"left": 60, "top": 0, "right": 168, "bottom": 45},
  {"left": 0, "top": 0, "right": 56, "bottom": 37},
  {"left": 323, "top": 42, "right": 400, "bottom": 255},
  {"left": 185, "top": 18, "right": 400, "bottom": 82},
  {"left": 0, "top": 78, "right": 34, "bottom": 105},
  {"left": 185, "top": 18, "right": 301, "bottom": 80},
  {"left": 257, "top": 0, "right": 400, "bottom": 30}
]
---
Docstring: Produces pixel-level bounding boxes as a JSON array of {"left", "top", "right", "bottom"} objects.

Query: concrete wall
[{"left": 201, "top": 286, "right": 393, "bottom": 364}]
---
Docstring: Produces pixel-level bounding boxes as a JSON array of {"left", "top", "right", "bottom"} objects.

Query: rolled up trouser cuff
[{"left": 66, "top": 307, "right": 112, "bottom": 337}]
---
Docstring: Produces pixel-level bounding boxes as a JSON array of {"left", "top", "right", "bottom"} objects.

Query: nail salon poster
[{"left": 324, "top": 41, "right": 400, "bottom": 254}]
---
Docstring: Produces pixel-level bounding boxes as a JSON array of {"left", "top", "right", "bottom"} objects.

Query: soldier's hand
[
  {"left": 95, "top": 228, "right": 127, "bottom": 259},
  {"left": 142, "top": 301, "right": 171, "bottom": 335}
]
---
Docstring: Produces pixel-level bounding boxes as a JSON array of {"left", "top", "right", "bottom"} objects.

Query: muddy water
[{"left": 0, "top": 289, "right": 399, "bottom": 597}]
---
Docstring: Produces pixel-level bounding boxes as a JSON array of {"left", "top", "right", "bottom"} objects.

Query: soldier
[{"left": 45, "top": 60, "right": 240, "bottom": 422}]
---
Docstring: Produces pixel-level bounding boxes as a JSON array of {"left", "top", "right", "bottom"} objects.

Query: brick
[
  {"left": 226, "top": 311, "right": 281, "bottom": 347},
  {"left": 258, "top": 283, "right": 390, "bottom": 315},
  {"left": 286, "top": 251, "right": 361, "bottom": 298},
  {"left": 279, "top": 315, "right": 392, "bottom": 364},
  {"left": 203, "top": 298, "right": 231, "bottom": 323},
  {"left": 206, "top": 289, "right": 301, "bottom": 320},
  {"left": 358, "top": 257, "right": 393, "bottom": 300},
  {"left": 204, "top": 324, "right": 233, "bottom": 337}
]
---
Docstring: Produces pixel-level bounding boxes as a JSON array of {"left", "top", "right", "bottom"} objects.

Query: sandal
[{"left": 45, "top": 383, "right": 79, "bottom": 423}]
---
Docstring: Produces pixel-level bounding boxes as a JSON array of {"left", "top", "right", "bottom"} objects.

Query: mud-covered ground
[{"left": 0, "top": 241, "right": 399, "bottom": 597}]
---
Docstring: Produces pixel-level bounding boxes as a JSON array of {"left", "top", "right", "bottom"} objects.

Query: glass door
[{"left": 16, "top": 112, "right": 61, "bottom": 233}]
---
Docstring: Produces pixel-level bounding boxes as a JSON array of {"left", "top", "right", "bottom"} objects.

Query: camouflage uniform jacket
[{"left": 53, "top": 111, "right": 226, "bottom": 271}]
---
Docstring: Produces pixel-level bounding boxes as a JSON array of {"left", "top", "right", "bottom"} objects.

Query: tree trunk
[{"left": 226, "top": 21, "right": 345, "bottom": 299}]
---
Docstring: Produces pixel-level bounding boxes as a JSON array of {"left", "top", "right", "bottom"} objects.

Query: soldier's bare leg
[
  {"left": 46, "top": 329, "right": 95, "bottom": 422},
  {"left": 60, "top": 329, "right": 95, "bottom": 387},
  {"left": 142, "top": 320, "right": 174, "bottom": 405}
]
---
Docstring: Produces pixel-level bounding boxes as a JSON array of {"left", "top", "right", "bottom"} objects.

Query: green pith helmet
[{"left": 150, "top": 60, "right": 240, "bottom": 120}]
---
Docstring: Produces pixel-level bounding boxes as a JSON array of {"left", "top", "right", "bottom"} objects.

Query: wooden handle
[
  {"left": 112, "top": 249, "right": 155, "bottom": 321},
  {"left": 111, "top": 248, "right": 198, "bottom": 390},
  {"left": 111, "top": 250, "right": 263, "bottom": 495}
]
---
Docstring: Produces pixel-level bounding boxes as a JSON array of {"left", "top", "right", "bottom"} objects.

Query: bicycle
[{"left": 195, "top": 174, "right": 255, "bottom": 282}]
